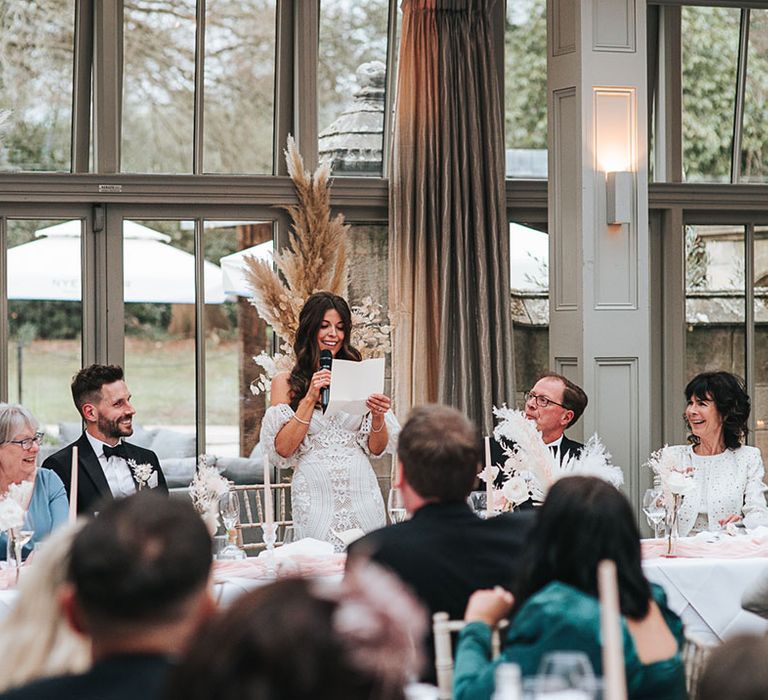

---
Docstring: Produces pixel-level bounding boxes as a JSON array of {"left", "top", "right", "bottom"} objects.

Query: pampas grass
[{"left": 243, "top": 137, "right": 391, "bottom": 394}]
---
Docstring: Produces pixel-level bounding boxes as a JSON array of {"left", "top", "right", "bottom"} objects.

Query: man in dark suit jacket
[
  {"left": 42, "top": 364, "right": 167, "bottom": 516},
  {"left": 347, "top": 404, "right": 536, "bottom": 682},
  {"left": 490, "top": 372, "right": 589, "bottom": 471},
  {"left": 0, "top": 492, "right": 214, "bottom": 700}
]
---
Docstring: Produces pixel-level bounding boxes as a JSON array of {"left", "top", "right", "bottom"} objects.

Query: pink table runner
[
  {"left": 642, "top": 536, "right": 768, "bottom": 559},
  {"left": 213, "top": 553, "right": 346, "bottom": 583}
]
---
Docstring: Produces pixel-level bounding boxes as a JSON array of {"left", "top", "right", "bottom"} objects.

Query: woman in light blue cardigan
[{"left": 0, "top": 404, "right": 68, "bottom": 560}]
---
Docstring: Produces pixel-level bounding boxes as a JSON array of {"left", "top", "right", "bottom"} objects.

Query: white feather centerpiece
[{"left": 492, "top": 406, "right": 624, "bottom": 506}]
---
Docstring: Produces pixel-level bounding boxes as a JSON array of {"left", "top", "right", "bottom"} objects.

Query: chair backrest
[
  {"left": 432, "top": 612, "right": 506, "bottom": 700},
  {"left": 231, "top": 483, "right": 293, "bottom": 552},
  {"left": 681, "top": 633, "right": 716, "bottom": 699}
]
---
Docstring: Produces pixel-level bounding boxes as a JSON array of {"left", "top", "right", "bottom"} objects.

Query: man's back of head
[
  {"left": 69, "top": 491, "right": 212, "bottom": 641},
  {"left": 398, "top": 404, "right": 481, "bottom": 503}
]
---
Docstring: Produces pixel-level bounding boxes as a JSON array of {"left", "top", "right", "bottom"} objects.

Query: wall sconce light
[{"left": 606, "top": 171, "right": 633, "bottom": 225}]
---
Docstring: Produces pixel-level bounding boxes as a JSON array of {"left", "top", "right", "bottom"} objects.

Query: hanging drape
[{"left": 388, "top": 0, "right": 514, "bottom": 432}]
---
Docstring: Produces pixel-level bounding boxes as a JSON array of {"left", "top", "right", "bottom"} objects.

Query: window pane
[
  {"left": 6, "top": 219, "right": 83, "bottom": 460},
  {"left": 0, "top": 2, "right": 74, "bottom": 172},
  {"left": 741, "top": 10, "right": 768, "bottom": 183},
  {"left": 122, "top": 1, "right": 196, "bottom": 173},
  {"left": 505, "top": 0, "right": 547, "bottom": 179},
  {"left": 755, "top": 226, "right": 768, "bottom": 455},
  {"left": 122, "top": 220, "right": 198, "bottom": 478},
  {"left": 203, "top": 1, "right": 276, "bottom": 174},
  {"left": 685, "top": 224, "right": 745, "bottom": 382},
  {"left": 318, "top": 0, "right": 389, "bottom": 176},
  {"left": 203, "top": 221, "right": 273, "bottom": 472},
  {"left": 681, "top": 5, "right": 740, "bottom": 183},
  {"left": 510, "top": 222, "right": 549, "bottom": 405}
]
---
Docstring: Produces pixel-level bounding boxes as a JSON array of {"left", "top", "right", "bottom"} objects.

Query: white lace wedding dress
[{"left": 260, "top": 404, "right": 399, "bottom": 552}]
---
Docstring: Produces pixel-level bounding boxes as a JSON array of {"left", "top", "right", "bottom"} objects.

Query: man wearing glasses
[{"left": 490, "top": 372, "right": 588, "bottom": 469}]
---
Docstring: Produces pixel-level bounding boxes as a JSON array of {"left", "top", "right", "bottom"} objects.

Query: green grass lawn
[{"left": 8, "top": 338, "right": 240, "bottom": 428}]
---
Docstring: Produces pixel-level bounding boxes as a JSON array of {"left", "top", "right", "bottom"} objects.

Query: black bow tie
[{"left": 103, "top": 443, "right": 128, "bottom": 460}]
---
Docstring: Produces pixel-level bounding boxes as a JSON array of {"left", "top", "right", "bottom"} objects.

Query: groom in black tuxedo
[
  {"left": 490, "top": 372, "right": 588, "bottom": 470},
  {"left": 43, "top": 364, "right": 167, "bottom": 515}
]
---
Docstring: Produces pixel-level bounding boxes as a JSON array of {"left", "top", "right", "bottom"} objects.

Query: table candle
[
  {"left": 68, "top": 446, "right": 78, "bottom": 523},
  {"left": 484, "top": 436, "right": 494, "bottom": 515},
  {"left": 598, "top": 559, "right": 628, "bottom": 700},
  {"left": 263, "top": 452, "right": 274, "bottom": 528}
]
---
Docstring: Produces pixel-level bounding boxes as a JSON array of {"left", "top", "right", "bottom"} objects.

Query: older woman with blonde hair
[
  {"left": 0, "top": 403, "right": 68, "bottom": 559},
  {"left": 0, "top": 521, "right": 91, "bottom": 692}
]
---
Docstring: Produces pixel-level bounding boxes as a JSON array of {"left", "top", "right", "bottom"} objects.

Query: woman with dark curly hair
[
  {"left": 671, "top": 371, "right": 768, "bottom": 535},
  {"left": 260, "top": 292, "right": 398, "bottom": 550}
]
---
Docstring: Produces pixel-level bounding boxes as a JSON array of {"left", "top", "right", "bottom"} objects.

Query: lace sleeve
[
  {"left": 356, "top": 410, "right": 400, "bottom": 457},
  {"left": 259, "top": 404, "right": 304, "bottom": 471},
  {"left": 740, "top": 446, "right": 768, "bottom": 529}
]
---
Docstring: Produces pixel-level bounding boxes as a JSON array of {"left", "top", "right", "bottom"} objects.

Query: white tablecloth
[{"left": 643, "top": 556, "right": 768, "bottom": 644}]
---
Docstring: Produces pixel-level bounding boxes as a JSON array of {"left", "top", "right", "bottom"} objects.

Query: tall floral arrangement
[{"left": 246, "top": 137, "right": 391, "bottom": 394}]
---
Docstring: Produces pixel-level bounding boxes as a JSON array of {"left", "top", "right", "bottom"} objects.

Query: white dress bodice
[
  {"left": 260, "top": 403, "right": 399, "bottom": 551},
  {"left": 669, "top": 444, "right": 768, "bottom": 535}
]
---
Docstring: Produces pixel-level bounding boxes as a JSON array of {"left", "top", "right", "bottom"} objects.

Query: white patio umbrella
[
  {"left": 219, "top": 241, "right": 273, "bottom": 297},
  {"left": 8, "top": 220, "right": 226, "bottom": 303}
]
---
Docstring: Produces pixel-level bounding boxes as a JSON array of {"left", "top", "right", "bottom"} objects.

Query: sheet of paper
[{"left": 325, "top": 357, "right": 385, "bottom": 417}]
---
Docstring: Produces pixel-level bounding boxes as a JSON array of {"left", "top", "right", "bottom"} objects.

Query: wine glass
[
  {"left": 467, "top": 491, "right": 488, "bottom": 517},
  {"left": 387, "top": 488, "right": 408, "bottom": 524},
  {"left": 533, "top": 651, "right": 597, "bottom": 696},
  {"left": 642, "top": 488, "right": 666, "bottom": 539},
  {"left": 217, "top": 491, "right": 245, "bottom": 560}
]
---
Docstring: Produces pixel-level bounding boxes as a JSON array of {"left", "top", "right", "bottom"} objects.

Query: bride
[{"left": 260, "top": 292, "right": 398, "bottom": 551}]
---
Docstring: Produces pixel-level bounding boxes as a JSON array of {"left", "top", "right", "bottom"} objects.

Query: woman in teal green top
[{"left": 454, "top": 477, "right": 687, "bottom": 700}]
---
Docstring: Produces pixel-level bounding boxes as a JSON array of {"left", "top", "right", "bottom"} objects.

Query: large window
[
  {"left": 504, "top": 0, "right": 547, "bottom": 179},
  {"left": 318, "top": 0, "right": 391, "bottom": 176},
  {"left": 0, "top": 2, "right": 75, "bottom": 172}
]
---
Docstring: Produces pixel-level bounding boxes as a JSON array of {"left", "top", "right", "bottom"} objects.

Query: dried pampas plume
[{"left": 244, "top": 137, "right": 391, "bottom": 395}]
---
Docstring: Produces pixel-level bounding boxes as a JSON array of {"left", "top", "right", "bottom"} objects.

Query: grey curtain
[{"left": 389, "top": 0, "right": 514, "bottom": 432}]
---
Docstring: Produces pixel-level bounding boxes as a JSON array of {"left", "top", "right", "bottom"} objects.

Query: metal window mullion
[
  {"left": 71, "top": 0, "right": 94, "bottom": 173},
  {"left": 382, "top": 0, "right": 399, "bottom": 177},
  {"left": 93, "top": 0, "right": 123, "bottom": 174},
  {"left": 294, "top": 0, "right": 319, "bottom": 171},
  {"left": 274, "top": 0, "right": 295, "bottom": 176},
  {"left": 194, "top": 217, "right": 206, "bottom": 455},
  {"left": 745, "top": 223, "right": 756, "bottom": 443},
  {"left": 0, "top": 216, "right": 7, "bottom": 401},
  {"left": 81, "top": 207, "right": 102, "bottom": 367},
  {"left": 193, "top": 0, "right": 207, "bottom": 175},
  {"left": 103, "top": 206, "right": 125, "bottom": 365},
  {"left": 731, "top": 9, "right": 750, "bottom": 184}
]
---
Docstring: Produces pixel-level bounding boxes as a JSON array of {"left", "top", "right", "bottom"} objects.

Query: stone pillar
[{"left": 547, "top": 0, "right": 650, "bottom": 508}]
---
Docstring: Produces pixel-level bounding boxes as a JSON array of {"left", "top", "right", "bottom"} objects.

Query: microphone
[{"left": 319, "top": 349, "right": 333, "bottom": 411}]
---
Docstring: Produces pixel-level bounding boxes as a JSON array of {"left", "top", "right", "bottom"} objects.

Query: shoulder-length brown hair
[{"left": 288, "top": 292, "right": 361, "bottom": 410}]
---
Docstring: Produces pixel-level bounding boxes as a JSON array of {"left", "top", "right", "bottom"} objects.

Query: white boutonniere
[{"left": 127, "top": 459, "right": 154, "bottom": 490}]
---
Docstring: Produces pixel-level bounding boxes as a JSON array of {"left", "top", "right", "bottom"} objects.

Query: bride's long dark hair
[{"left": 288, "top": 292, "right": 361, "bottom": 411}]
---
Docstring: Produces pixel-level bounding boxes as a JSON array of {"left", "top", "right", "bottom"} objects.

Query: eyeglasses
[
  {"left": 5, "top": 432, "right": 44, "bottom": 450},
  {"left": 524, "top": 391, "right": 566, "bottom": 410}
]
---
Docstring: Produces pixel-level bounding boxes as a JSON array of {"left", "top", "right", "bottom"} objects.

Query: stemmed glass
[
  {"left": 530, "top": 651, "right": 597, "bottom": 697},
  {"left": 217, "top": 491, "right": 246, "bottom": 560},
  {"left": 643, "top": 488, "right": 666, "bottom": 539},
  {"left": 7, "top": 510, "right": 34, "bottom": 582},
  {"left": 387, "top": 488, "right": 408, "bottom": 524}
]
